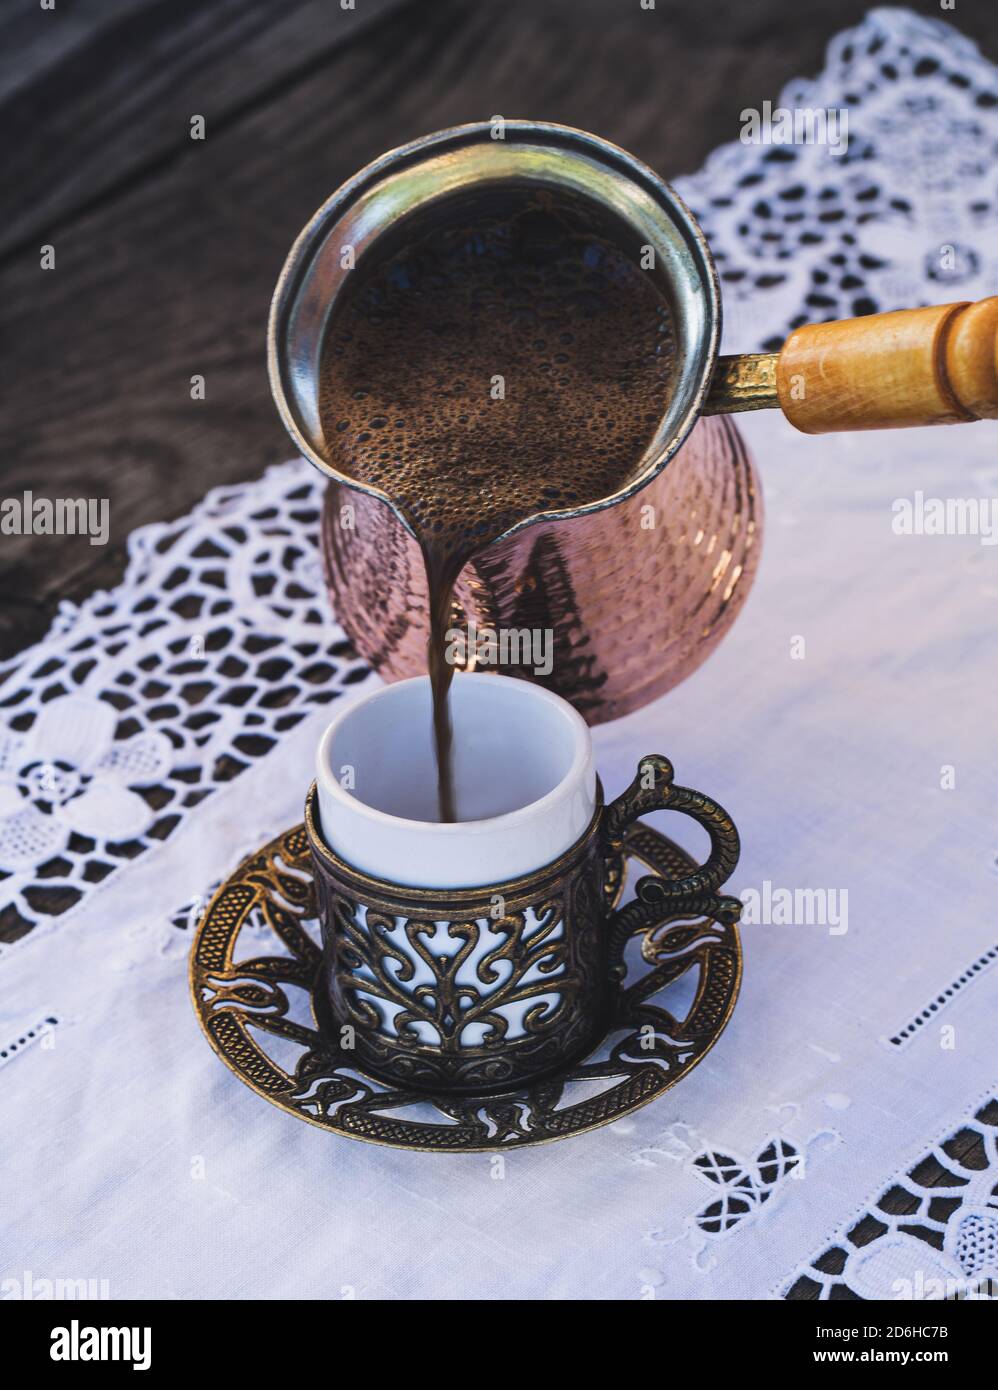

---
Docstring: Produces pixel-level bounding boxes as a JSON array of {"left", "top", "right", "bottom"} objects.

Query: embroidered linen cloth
[{"left": 2, "top": 8, "right": 997, "bottom": 1301}]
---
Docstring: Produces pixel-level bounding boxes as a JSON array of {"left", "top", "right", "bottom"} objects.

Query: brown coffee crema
[{"left": 318, "top": 191, "right": 677, "bottom": 822}]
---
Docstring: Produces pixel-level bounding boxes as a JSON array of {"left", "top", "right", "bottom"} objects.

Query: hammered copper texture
[{"left": 320, "top": 414, "right": 762, "bottom": 723}]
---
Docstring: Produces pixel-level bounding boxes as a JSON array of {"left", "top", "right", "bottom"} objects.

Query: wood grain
[
  {"left": 776, "top": 297, "right": 998, "bottom": 432},
  {"left": 0, "top": 0, "right": 406, "bottom": 257}
]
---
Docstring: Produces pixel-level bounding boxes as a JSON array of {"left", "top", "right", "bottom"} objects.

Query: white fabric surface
[{"left": 2, "top": 7, "right": 997, "bottom": 1300}]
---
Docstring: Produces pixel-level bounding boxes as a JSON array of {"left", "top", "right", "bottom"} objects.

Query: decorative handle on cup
[
  {"left": 605, "top": 755, "right": 740, "bottom": 907},
  {"left": 603, "top": 756, "right": 742, "bottom": 1003}
]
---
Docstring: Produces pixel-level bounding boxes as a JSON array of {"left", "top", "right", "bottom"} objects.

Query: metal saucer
[{"left": 190, "top": 821, "right": 742, "bottom": 1152}]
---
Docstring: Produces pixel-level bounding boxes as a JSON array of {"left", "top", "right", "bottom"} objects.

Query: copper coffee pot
[{"left": 269, "top": 122, "right": 998, "bottom": 724}]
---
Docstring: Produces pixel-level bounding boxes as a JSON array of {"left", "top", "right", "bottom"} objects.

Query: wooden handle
[{"left": 775, "top": 296, "right": 998, "bottom": 433}]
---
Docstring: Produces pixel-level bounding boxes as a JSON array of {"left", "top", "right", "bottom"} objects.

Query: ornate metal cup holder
[{"left": 190, "top": 820, "right": 742, "bottom": 1151}]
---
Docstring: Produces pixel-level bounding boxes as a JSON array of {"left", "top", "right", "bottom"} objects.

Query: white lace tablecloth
[{"left": 2, "top": 8, "right": 997, "bottom": 1301}]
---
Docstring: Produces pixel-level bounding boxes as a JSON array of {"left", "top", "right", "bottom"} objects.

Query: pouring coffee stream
[
  {"left": 270, "top": 123, "right": 998, "bottom": 824},
  {"left": 316, "top": 190, "right": 678, "bottom": 820}
]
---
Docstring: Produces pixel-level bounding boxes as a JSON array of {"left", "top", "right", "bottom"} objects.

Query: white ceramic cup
[
  {"left": 308, "top": 673, "right": 740, "bottom": 1092},
  {"left": 315, "top": 672, "right": 597, "bottom": 888}
]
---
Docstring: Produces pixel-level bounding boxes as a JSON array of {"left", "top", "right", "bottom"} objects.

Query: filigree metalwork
[
  {"left": 309, "top": 785, "right": 607, "bottom": 1092},
  {"left": 304, "top": 756, "right": 740, "bottom": 1094},
  {"left": 190, "top": 818, "right": 743, "bottom": 1152},
  {"left": 604, "top": 754, "right": 741, "bottom": 911}
]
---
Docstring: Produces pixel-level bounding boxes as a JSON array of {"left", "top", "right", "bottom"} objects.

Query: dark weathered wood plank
[
  {"left": 0, "top": 0, "right": 407, "bottom": 259},
  {"left": 0, "top": 0, "right": 144, "bottom": 101}
]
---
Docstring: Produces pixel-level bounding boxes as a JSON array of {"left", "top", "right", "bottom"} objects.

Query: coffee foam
[
  {"left": 319, "top": 192, "right": 676, "bottom": 566},
  {"left": 318, "top": 190, "right": 677, "bottom": 820}
]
